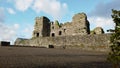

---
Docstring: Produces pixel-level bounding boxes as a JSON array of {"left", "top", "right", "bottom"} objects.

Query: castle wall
[
  {"left": 14, "top": 12, "right": 109, "bottom": 52},
  {"left": 15, "top": 34, "right": 111, "bottom": 51}
]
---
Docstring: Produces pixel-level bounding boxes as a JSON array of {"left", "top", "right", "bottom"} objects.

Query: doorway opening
[
  {"left": 51, "top": 33, "right": 55, "bottom": 37},
  {"left": 48, "top": 45, "right": 54, "bottom": 48}
]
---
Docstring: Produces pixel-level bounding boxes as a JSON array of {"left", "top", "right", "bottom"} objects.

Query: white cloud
[
  {"left": 14, "top": 24, "right": 19, "bottom": 29},
  {"left": 32, "top": 0, "right": 68, "bottom": 19},
  {"left": 14, "top": 0, "right": 33, "bottom": 11},
  {"left": 7, "top": 8, "right": 16, "bottom": 14},
  {"left": 0, "top": 7, "right": 19, "bottom": 44},
  {"left": 0, "top": 23, "right": 19, "bottom": 43},
  {"left": 88, "top": 17, "right": 115, "bottom": 32},
  {"left": 0, "top": 7, "right": 5, "bottom": 22},
  {"left": 88, "top": 0, "right": 120, "bottom": 32},
  {"left": 12, "top": 0, "right": 68, "bottom": 19}
]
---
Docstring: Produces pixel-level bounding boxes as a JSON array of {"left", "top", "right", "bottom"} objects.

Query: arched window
[
  {"left": 52, "top": 33, "right": 55, "bottom": 37},
  {"left": 52, "top": 26, "right": 54, "bottom": 29}
]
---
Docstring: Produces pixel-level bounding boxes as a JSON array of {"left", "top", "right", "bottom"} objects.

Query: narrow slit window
[{"left": 36, "top": 33, "right": 39, "bottom": 37}]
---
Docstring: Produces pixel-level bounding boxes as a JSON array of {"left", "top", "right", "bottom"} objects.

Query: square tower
[{"left": 32, "top": 16, "right": 50, "bottom": 37}]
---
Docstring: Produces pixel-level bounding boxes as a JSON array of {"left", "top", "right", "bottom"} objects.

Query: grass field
[{"left": 0, "top": 46, "right": 112, "bottom": 68}]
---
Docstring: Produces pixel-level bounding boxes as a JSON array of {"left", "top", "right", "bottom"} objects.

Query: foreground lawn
[{"left": 0, "top": 46, "right": 112, "bottom": 68}]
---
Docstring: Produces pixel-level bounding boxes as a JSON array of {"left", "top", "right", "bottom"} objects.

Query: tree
[
  {"left": 55, "top": 20, "right": 60, "bottom": 26},
  {"left": 107, "top": 9, "right": 120, "bottom": 68}
]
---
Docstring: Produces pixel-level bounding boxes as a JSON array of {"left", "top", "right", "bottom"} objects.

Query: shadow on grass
[{"left": 33, "top": 61, "right": 112, "bottom": 68}]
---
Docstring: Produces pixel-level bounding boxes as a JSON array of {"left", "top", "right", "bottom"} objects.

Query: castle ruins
[
  {"left": 15, "top": 13, "right": 111, "bottom": 51},
  {"left": 32, "top": 13, "right": 90, "bottom": 38}
]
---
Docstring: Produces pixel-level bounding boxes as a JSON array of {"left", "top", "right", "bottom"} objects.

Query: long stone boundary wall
[{"left": 15, "top": 34, "right": 111, "bottom": 51}]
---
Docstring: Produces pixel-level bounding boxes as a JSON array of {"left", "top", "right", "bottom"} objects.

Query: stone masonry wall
[{"left": 15, "top": 34, "right": 111, "bottom": 51}]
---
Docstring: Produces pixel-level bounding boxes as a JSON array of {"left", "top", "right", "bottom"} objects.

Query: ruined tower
[
  {"left": 72, "top": 13, "right": 90, "bottom": 35},
  {"left": 32, "top": 16, "right": 50, "bottom": 37}
]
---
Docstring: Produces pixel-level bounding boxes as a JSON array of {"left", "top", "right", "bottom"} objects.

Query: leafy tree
[
  {"left": 55, "top": 20, "right": 60, "bottom": 26},
  {"left": 55, "top": 20, "right": 63, "bottom": 27},
  {"left": 107, "top": 9, "right": 120, "bottom": 68}
]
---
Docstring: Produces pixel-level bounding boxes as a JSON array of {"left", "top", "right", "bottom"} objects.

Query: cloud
[
  {"left": 0, "top": 7, "right": 5, "bottom": 22},
  {"left": 89, "top": 0, "right": 120, "bottom": 17},
  {"left": 22, "top": 24, "right": 33, "bottom": 38},
  {"left": 14, "top": 0, "right": 33, "bottom": 11},
  {"left": 88, "top": 17, "right": 115, "bottom": 32},
  {"left": 7, "top": 8, "right": 16, "bottom": 14},
  {"left": 32, "top": 0, "right": 68, "bottom": 19},
  {"left": 13, "top": 24, "right": 19, "bottom": 29},
  {"left": 0, "top": 23, "right": 19, "bottom": 43},
  {"left": 88, "top": 0, "right": 120, "bottom": 32},
  {"left": 12, "top": 0, "right": 68, "bottom": 19},
  {"left": 0, "top": 7, "right": 19, "bottom": 44}
]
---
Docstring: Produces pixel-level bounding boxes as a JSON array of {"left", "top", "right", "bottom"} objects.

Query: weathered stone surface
[
  {"left": 32, "top": 16, "right": 50, "bottom": 37},
  {"left": 72, "top": 13, "right": 87, "bottom": 22},
  {"left": 71, "top": 13, "right": 90, "bottom": 35},
  {"left": 92, "top": 27, "right": 104, "bottom": 34},
  {"left": 15, "top": 34, "right": 111, "bottom": 51},
  {"left": 14, "top": 38, "right": 29, "bottom": 46}
]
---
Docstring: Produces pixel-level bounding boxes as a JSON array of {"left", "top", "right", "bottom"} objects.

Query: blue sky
[{"left": 0, "top": 0, "right": 120, "bottom": 44}]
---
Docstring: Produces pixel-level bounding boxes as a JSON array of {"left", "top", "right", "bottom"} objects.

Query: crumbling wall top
[{"left": 72, "top": 13, "right": 87, "bottom": 22}]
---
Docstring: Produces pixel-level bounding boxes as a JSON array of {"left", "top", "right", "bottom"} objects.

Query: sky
[{"left": 0, "top": 0, "right": 120, "bottom": 44}]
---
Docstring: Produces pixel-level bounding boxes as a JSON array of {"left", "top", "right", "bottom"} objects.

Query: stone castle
[
  {"left": 32, "top": 13, "right": 105, "bottom": 38},
  {"left": 15, "top": 13, "right": 110, "bottom": 51},
  {"left": 33, "top": 13, "right": 90, "bottom": 38}
]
